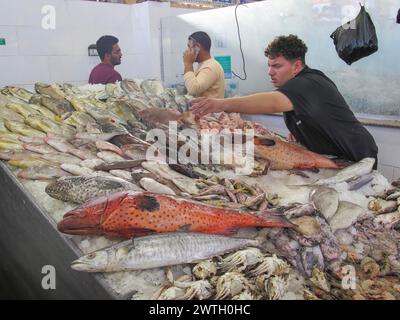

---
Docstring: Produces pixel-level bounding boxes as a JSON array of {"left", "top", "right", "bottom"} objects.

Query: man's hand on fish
[{"left": 190, "top": 97, "right": 225, "bottom": 118}]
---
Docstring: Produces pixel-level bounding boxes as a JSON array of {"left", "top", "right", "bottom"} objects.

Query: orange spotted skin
[
  {"left": 58, "top": 191, "right": 292, "bottom": 239},
  {"left": 254, "top": 136, "right": 339, "bottom": 170}
]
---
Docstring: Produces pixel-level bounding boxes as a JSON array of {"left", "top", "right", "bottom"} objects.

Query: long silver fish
[
  {"left": 45, "top": 175, "right": 141, "bottom": 204},
  {"left": 71, "top": 232, "right": 260, "bottom": 272},
  {"left": 314, "top": 157, "right": 375, "bottom": 186}
]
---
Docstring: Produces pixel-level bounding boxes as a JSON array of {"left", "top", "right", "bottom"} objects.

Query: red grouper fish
[
  {"left": 253, "top": 136, "right": 339, "bottom": 170},
  {"left": 58, "top": 191, "right": 293, "bottom": 239}
]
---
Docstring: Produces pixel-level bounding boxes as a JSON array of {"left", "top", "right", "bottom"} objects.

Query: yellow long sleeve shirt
[{"left": 184, "top": 57, "right": 225, "bottom": 98}]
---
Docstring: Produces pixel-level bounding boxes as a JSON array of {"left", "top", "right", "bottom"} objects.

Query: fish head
[
  {"left": 57, "top": 191, "right": 132, "bottom": 235},
  {"left": 71, "top": 242, "right": 130, "bottom": 272},
  {"left": 71, "top": 250, "right": 110, "bottom": 272},
  {"left": 45, "top": 177, "right": 81, "bottom": 198}
]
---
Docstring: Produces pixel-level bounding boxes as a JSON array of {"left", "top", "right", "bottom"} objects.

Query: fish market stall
[{"left": 1, "top": 80, "right": 400, "bottom": 300}]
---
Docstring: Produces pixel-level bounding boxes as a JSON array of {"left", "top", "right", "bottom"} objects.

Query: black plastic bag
[{"left": 330, "top": 5, "right": 378, "bottom": 65}]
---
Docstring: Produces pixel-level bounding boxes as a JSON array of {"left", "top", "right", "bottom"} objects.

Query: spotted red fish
[
  {"left": 58, "top": 191, "right": 293, "bottom": 239},
  {"left": 254, "top": 136, "right": 339, "bottom": 170}
]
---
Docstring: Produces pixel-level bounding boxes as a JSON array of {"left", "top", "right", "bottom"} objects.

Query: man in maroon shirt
[{"left": 89, "top": 35, "right": 123, "bottom": 84}]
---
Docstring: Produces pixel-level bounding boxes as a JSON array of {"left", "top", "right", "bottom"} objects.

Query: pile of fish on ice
[{"left": 1, "top": 80, "right": 400, "bottom": 300}]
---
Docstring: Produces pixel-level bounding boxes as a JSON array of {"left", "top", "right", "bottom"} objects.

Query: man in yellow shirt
[{"left": 183, "top": 31, "right": 225, "bottom": 99}]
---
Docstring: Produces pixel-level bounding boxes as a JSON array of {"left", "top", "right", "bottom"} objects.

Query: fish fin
[
  {"left": 288, "top": 169, "right": 310, "bottom": 179},
  {"left": 259, "top": 211, "right": 295, "bottom": 228},
  {"left": 347, "top": 173, "right": 374, "bottom": 191},
  {"left": 219, "top": 228, "right": 238, "bottom": 236},
  {"left": 177, "top": 224, "right": 192, "bottom": 232},
  {"left": 254, "top": 136, "right": 276, "bottom": 147},
  {"left": 135, "top": 194, "right": 160, "bottom": 212}
]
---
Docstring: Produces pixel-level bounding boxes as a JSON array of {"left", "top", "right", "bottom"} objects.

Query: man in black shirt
[{"left": 190, "top": 34, "right": 378, "bottom": 167}]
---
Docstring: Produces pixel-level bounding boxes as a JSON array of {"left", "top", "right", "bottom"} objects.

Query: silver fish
[
  {"left": 94, "top": 159, "right": 143, "bottom": 171},
  {"left": 45, "top": 175, "right": 140, "bottom": 204},
  {"left": 40, "top": 95, "right": 74, "bottom": 116},
  {"left": 22, "top": 143, "right": 58, "bottom": 154},
  {"left": 60, "top": 163, "right": 95, "bottom": 176},
  {"left": 71, "top": 232, "right": 259, "bottom": 272},
  {"left": 96, "top": 151, "right": 126, "bottom": 163},
  {"left": 41, "top": 153, "right": 82, "bottom": 165},
  {"left": 140, "top": 79, "right": 164, "bottom": 96},
  {"left": 310, "top": 186, "right": 339, "bottom": 220},
  {"left": 17, "top": 165, "right": 71, "bottom": 180},
  {"left": 121, "top": 79, "right": 141, "bottom": 94},
  {"left": 139, "top": 177, "right": 176, "bottom": 195},
  {"left": 109, "top": 169, "right": 134, "bottom": 181},
  {"left": 0, "top": 150, "right": 38, "bottom": 160},
  {"left": 314, "top": 158, "right": 375, "bottom": 186},
  {"left": 328, "top": 201, "right": 365, "bottom": 232},
  {"left": 75, "top": 131, "right": 124, "bottom": 142}
]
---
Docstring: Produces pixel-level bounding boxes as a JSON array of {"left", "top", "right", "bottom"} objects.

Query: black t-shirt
[{"left": 277, "top": 66, "right": 378, "bottom": 164}]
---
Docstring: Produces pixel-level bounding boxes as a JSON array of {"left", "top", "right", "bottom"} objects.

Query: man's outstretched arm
[{"left": 190, "top": 91, "right": 293, "bottom": 117}]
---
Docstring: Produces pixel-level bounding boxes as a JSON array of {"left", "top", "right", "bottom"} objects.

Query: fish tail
[{"left": 258, "top": 211, "right": 295, "bottom": 228}]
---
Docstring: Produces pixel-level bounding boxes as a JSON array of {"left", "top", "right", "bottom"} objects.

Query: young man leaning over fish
[{"left": 190, "top": 35, "right": 378, "bottom": 168}]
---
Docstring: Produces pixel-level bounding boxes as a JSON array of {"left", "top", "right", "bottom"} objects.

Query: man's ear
[
  {"left": 294, "top": 60, "right": 303, "bottom": 73},
  {"left": 102, "top": 52, "right": 111, "bottom": 61}
]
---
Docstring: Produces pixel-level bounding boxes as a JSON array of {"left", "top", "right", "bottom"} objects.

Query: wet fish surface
[
  {"left": 46, "top": 175, "right": 140, "bottom": 204},
  {"left": 71, "top": 232, "right": 260, "bottom": 272},
  {"left": 58, "top": 191, "right": 293, "bottom": 239}
]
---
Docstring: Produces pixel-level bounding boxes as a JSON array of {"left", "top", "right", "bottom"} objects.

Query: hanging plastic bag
[{"left": 330, "top": 5, "right": 378, "bottom": 65}]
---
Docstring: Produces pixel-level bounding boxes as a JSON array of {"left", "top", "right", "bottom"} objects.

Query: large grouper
[{"left": 58, "top": 191, "right": 293, "bottom": 239}]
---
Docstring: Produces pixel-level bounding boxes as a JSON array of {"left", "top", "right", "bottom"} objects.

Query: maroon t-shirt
[{"left": 88, "top": 63, "right": 122, "bottom": 84}]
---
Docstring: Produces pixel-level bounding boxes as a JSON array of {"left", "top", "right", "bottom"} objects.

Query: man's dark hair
[
  {"left": 265, "top": 34, "right": 308, "bottom": 64},
  {"left": 96, "top": 35, "right": 119, "bottom": 60},
  {"left": 189, "top": 31, "right": 211, "bottom": 52}
]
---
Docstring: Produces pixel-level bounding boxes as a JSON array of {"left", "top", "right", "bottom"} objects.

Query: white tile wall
[
  {"left": 17, "top": 26, "right": 74, "bottom": 56},
  {"left": 48, "top": 55, "right": 92, "bottom": 83},
  {"left": 378, "top": 165, "right": 394, "bottom": 182},
  {"left": 368, "top": 125, "right": 400, "bottom": 168},
  {"left": 0, "top": 26, "right": 19, "bottom": 56},
  {"left": 0, "top": 56, "right": 51, "bottom": 87},
  {"left": 120, "top": 53, "right": 160, "bottom": 80}
]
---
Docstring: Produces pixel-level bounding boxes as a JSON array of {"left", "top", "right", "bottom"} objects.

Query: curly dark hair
[{"left": 264, "top": 35, "right": 308, "bottom": 64}]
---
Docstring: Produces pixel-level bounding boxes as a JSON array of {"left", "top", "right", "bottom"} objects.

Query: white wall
[{"left": 0, "top": 0, "right": 197, "bottom": 88}]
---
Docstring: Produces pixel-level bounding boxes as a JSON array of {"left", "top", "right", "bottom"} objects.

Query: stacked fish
[
  {"left": 0, "top": 80, "right": 191, "bottom": 181},
  {"left": 2, "top": 80, "right": 400, "bottom": 300},
  {"left": 196, "top": 111, "right": 275, "bottom": 137}
]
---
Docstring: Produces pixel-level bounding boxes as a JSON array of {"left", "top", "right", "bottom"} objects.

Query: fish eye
[{"left": 87, "top": 253, "right": 96, "bottom": 260}]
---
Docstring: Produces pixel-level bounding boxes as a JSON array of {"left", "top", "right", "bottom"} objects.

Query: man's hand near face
[{"left": 183, "top": 48, "right": 197, "bottom": 74}]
